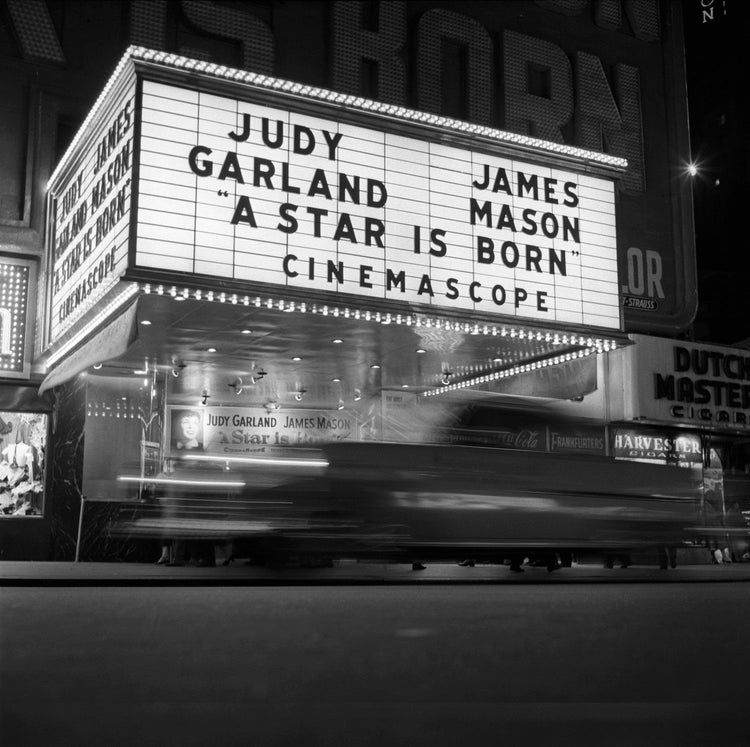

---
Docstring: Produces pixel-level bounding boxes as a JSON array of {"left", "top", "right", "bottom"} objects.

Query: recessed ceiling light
[
  {"left": 241, "top": 329, "right": 251, "bottom": 334},
  {"left": 416, "top": 348, "right": 426, "bottom": 354},
  {"left": 292, "top": 356, "right": 302, "bottom": 361},
  {"left": 401, "top": 384, "right": 409, "bottom": 388},
  {"left": 208, "top": 347, "right": 216, "bottom": 353},
  {"left": 141, "top": 320, "right": 151, "bottom": 326},
  {"left": 332, "top": 338, "right": 343, "bottom": 344},
  {"left": 370, "top": 364, "right": 381, "bottom": 369},
  {"left": 332, "top": 377, "right": 341, "bottom": 382}
]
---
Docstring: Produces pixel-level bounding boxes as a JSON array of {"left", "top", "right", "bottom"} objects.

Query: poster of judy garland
[{"left": 167, "top": 405, "right": 357, "bottom": 458}]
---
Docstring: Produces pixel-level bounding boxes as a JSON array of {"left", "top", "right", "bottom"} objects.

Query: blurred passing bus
[
  {"left": 112, "top": 395, "right": 705, "bottom": 567},
  {"left": 262, "top": 395, "right": 705, "bottom": 566}
]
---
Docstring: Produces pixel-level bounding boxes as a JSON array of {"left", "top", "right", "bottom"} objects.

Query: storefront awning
[{"left": 38, "top": 301, "right": 139, "bottom": 394}]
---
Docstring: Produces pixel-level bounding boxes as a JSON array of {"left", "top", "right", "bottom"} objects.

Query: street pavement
[
  {"left": 3, "top": 574, "right": 750, "bottom": 745},
  {"left": 3, "top": 557, "right": 750, "bottom": 585}
]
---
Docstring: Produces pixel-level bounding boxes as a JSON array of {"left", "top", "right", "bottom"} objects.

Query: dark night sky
[{"left": 683, "top": 0, "right": 750, "bottom": 345}]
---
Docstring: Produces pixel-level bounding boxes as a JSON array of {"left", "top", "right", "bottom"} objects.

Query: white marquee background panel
[{"left": 135, "top": 80, "right": 620, "bottom": 328}]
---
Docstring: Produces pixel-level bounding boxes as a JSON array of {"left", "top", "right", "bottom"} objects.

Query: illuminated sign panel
[
  {"left": 167, "top": 405, "right": 356, "bottom": 458},
  {"left": 626, "top": 334, "right": 750, "bottom": 431},
  {"left": 47, "top": 79, "right": 135, "bottom": 342},
  {"left": 135, "top": 80, "right": 620, "bottom": 329},
  {"left": 549, "top": 425, "right": 606, "bottom": 456},
  {"left": 612, "top": 427, "right": 702, "bottom": 466},
  {"left": 0, "top": 258, "right": 34, "bottom": 378},
  {"left": 45, "top": 49, "right": 623, "bottom": 343}
]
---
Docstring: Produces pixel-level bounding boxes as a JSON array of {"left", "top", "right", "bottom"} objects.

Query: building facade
[{"left": 0, "top": 0, "right": 718, "bottom": 560}]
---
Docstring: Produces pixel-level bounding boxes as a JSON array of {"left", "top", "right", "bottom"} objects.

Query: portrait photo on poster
[{"left": 171, "top": 409, "right": 204, "bottom": 452}]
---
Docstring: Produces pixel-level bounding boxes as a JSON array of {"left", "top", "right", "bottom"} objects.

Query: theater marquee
[
  {"left": 46, "top": 47, "right": 625, "bottom": 345},
  {"left": 47, "top": 77, "right": 135, "bottom": 342},
  {"left": 135, "top": 78, "right": 620, "bottom": 329}
]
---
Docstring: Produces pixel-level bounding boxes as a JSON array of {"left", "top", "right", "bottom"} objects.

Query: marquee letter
[
  {"left": 231, "top": 196, "right": 257, "bottom": 226},
  {"left": 416, "top": 8, "right": 492, "bottom": 124},
  {"left": 575, "top": 52, "right": 644, "bottom": 193},
  {"left": 182, "top": 0, "right": 274, "bottom": 74},
  {"left": 331, "top": 0, "right": 407, "bottom": 103},
  {"left": 502, "top": 30, "right": 573, "bottom": 143},
  {"left": 6, "top": 0, "right": 65, "bottom": 63}
]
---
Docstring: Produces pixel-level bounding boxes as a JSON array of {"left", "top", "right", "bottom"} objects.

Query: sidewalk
[{"left": 3, "top": 558, "right": 750, "bottom": 585}]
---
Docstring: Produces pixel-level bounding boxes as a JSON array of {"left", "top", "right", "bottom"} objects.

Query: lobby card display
[{"left": 166, "top": 405, "right": 357, "bottom": 459}]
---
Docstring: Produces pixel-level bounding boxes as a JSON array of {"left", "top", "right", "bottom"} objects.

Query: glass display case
[{"left": 0, "top": 411, "right": 47, "bottom": 517}]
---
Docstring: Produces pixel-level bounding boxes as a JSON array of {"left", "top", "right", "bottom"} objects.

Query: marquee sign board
[
  {"left": 46, "top": 74, "right": 135, "bottom": 343},
  {"left": 135, "top": 78, "right": 621, "bottom": 330},
  {"left": 45, "top": 48, "right": 624, "bottom": 346}
]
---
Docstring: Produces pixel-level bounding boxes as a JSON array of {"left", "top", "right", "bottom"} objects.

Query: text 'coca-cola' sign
[{"left": 447, "top": 425, "right": 547, "bottom": 451}]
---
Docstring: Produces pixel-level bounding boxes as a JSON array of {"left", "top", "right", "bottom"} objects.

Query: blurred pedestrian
[
  {"left": 657, "top": 545, "right": 677, "bottom": 569},
  {"left": 725, "top": 502, "right": 746, "bottom": 561},
  {"left": 604, "top": 552, "right": 630, "bottom": 569},
  {"left": 155, "top": 542, "right": 171, "bottom": 565},
  {"left": 142, "top": 472, "right": 174, "bottom": 565},
  {"left": 528, "top": 552, "right": 562, "bottom": 572}
]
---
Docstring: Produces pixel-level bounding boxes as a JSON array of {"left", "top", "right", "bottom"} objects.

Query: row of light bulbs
[
  {"left": 140, "top": 282, "right": 620, "bottom": 353},
  {"left": 140, "top": 279, "right": 620, "bottom": 402},
  {"left": 81, "top": 281, "right": 617, "bottom": 404},
  {"left": 423, "top": 348, "right": 597, "bottom": 397},
  {"left": 198, "top": 393, "right": 348, "bottom": 411},
  {"left": 50, "top": 44, "right": 625, "bottom": 193},
  {"left": 131, "top": 47, "right": 627, "bottom": 170}
]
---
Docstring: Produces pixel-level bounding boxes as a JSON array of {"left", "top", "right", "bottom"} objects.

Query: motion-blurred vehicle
[
  {"left": 250, "top": 395, "right": 705, "bottom": 566},
  {"left": 112, "top": 395, "right": 706, "bottom": 567},
  {"left": 111, "top": 451, "right": 331, "bottom": 552}
]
